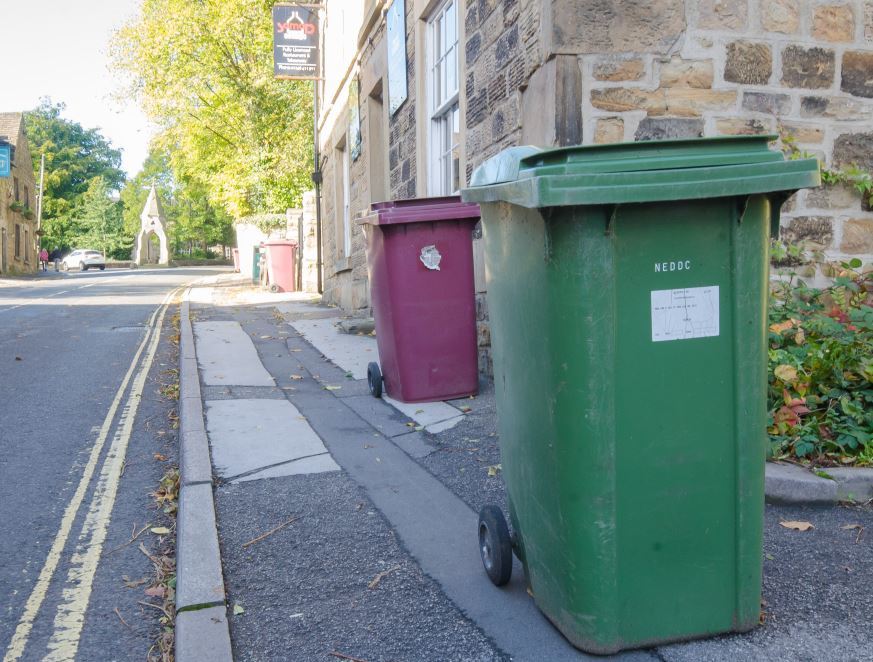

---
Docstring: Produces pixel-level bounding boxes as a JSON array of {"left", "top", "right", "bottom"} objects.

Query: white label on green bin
[{"left": 651, "top": 286, "right": 719, "bottom": 342}]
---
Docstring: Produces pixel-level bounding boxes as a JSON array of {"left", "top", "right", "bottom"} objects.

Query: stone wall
[{"left": 583, "top": 0, "right": 873, "bottom": 276}]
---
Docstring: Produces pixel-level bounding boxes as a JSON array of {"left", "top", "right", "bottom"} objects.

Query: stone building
[
  {"left": 316, "top": 0, "right": 873, "bottom": 370},
  {"left": 0, "top": 112, "right": 39, "bottom": 275}
]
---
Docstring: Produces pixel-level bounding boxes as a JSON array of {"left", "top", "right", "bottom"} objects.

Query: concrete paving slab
[
  {"left": 291, "top": 318, "right": 464, "bottom": 432},
  {"left": 273, "top": 300, "right": 332, "bottom": 316},
  {"left": 175, "top": 606, "right": 232, "bottom": 662},
  {"left": 194, "top": 321, "right": 274, "bottom": 386},
  {"left": 291, "top": 317, "right": 377, "bottom": 379},
  {"left": 177, "top": 483, "right": 226, "bottom": 610},
  {"left": 234, "top": 453, "right": 340, "bottom": 482},
  {"left": 384, "top": 395, "right": 465, "bottom": 432},
  {"left": 205, "top": 398, "right": 336, "bottom": 480}
]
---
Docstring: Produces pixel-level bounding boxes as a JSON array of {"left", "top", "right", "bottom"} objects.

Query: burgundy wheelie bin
[{"left": 358, "top": 196, "right": 481, "bottom": 403}]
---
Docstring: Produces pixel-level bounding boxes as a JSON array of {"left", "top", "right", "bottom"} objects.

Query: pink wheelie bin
[
  {"left": 263, "top": 239, "right": 298, "bottom": 292},
  {"left": 358, "top": 196, "right": 481, "bottom": 403}
]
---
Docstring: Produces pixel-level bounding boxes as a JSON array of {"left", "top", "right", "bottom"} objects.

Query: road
[{"left": 0, "top": 267, "right": 225, "bottom": 662}]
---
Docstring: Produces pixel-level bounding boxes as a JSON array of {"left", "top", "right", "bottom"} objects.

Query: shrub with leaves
[{"left": 768, "top": 259, "right": 873, "bottom": 464}]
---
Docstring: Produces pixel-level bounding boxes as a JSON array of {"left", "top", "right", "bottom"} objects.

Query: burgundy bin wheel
[
  {"left": 367, "top": 362, "right": 383, "bottom": 398},
  {"left": 478, "top": 505, "right": 512, "bottom": 586}
]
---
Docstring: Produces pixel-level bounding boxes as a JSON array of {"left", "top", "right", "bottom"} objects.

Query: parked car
[{"left": 61, "top": 249, "right": 105, "bottom": 271}]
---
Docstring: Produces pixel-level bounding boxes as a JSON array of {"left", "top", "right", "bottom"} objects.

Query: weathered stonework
[
  {"left": 781, "top": 46, "right": 835, "bottom": 89},
  {"left": 659, "top": 57, "right": 714, "bottom": 88},
  {"left": 716, "top": 117, "right": 771, "bottom": 134},
  {"left": 781, "top": 122, "right": 825, "bottom": 143},
  {"left": 780, "top": 216, "right": 835, "bottom": 248},
  {"left": 742, "top": 91, "right": 791, "bottom": 114},
  {"left": 697, "top": 0, "right": 747, "bottom": 30},
  {"left": 805, "top": 183, "right": 862, "bottom": 209},
  {"left": 800, "top": 95, "right": 873, "bottom": 120},
  {"left": 592, "top": 58, "right": 646, "bottom": 82},
  {"left": 760, "top": 0, "right": 800, "bottom": 34},
  {"left": 866, "top": 0, "right": 873, "bottom": 40},
  {"left": 724, "top": 41, "right": 772, "bottom": 84},
  {"left": 840, "top": 219, "right": 873, "bottom": 253},
  {"left": 833, "top": 132, "right": 873, "bottom": 170},
  {"left": 661, "top": 88, "right": 738, "bottom": 116},
  {"left": 841, "top": 51, "right": 873, "bottom": 98},
  {"left": 634, "top": 117, "right": 704, "bottom": 140},
  {"left": 594, "top": 117, "right": 625, "bottom": 143},
  {"left": 591, "top": 87, "right": 667, "bottom": 114},
  {"left": 547, "top": 0, "right": 686, "bottom": 54},
  {"left": 812, "top": 4, "right": 856, "bottom": 42}
]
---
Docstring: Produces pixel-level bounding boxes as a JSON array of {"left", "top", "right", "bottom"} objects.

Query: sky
[{"left": 0, "top": 0, "right": 154, "bottom": 176}]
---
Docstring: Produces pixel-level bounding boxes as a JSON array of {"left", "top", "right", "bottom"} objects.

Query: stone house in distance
[
  {"left": 316, "top": 0, "right": 873, "bottom": 372},
  {"left": 0, "top": 112, "right": 38, "bottom": 275}
]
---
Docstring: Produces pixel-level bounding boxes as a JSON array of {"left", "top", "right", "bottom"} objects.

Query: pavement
[{"left": 177, "top": 273, "right": 873, "bottom": 662}]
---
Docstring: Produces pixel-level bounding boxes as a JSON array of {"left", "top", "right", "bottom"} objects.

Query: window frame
[{"left": 425, "top": 0, "right": 460, "bottom": 196}]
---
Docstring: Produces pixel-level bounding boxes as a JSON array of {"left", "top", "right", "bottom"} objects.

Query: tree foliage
[
  {"left": 112, "top": 0, "right": 314, "bottom": 218},
  {"left": 75, "top": 177, "right": 128, "bottom": 259},
  {"left": 119, "top": 146, "right": 234, "bottom": 256},
  {"left": 23, "top": 100, "right": 125, "bottom": 250}
]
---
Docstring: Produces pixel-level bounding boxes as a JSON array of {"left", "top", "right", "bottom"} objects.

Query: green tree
[
  {"left": 23, "top": 100, "right": 126, "bottom": 250},
  {"left": 75, "top": 177, "right": 127, "bottom": 259},
  {"left": 111, "top": 0, "right": 313, "bottom": 218}
]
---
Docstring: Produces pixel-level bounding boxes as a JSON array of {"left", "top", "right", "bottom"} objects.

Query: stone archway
[{"left": 132, "top": 185, "right": 169, "bottom": 266}]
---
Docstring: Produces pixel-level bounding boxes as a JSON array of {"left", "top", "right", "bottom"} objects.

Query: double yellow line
[{"left": 4, "top": 288, "right": 179, "bottom": 662}]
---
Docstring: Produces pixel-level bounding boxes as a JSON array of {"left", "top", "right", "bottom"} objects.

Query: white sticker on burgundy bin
[{"left": 420, "top": 245, "right": 442, "bottom": 271}]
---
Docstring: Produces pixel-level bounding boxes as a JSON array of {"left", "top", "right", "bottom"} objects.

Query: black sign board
[{"left": 273, "top": 4, "right": 320, "bottom": 80}]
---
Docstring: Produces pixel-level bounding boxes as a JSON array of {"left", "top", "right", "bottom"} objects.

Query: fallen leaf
[
  {"left": 774, "top": 364, "right": 798, "bottom": 382},
  {"left": 405, "top": 422, "right": 415, "bottom": 427},
  {"left": 122, "top": 576, "right": 148, "bottom": 589},
  {"left": 414, "top": 426, "right": 423, "bottom": 432},
  {"left": 144, "top": 585, "right": 166, "bottom": 598},
  {"left": 459, "top": 405, "right": 472, "bottom": 413},
  {"left": 291, "top": 348, "right": 302, "bottom": 352},
  {"left": 769, "top": 319, "right": 795, "bottom": 334},
  {"left": 290, "top": 374, "right": 304, "bottom": 380},
  {"left": 150, "top": 526, "right": 170, "bottom": 535},
  {"left": 233, "top": 603, "right": 245, "bottom": 615},
  {"left": 780, "top": 520, "right": 814, "bottom": 532},
  {"left": 153, "top": 453, "right": 167, "bottom": 462},
  {"left": 260, "top": 335, "right": 272, "bottom": 339},
  {"left": 486, "top": 464, "right": 502, "bottom": 477},
  {"left": 324, "top": 385, "right": 341, "bottom": 391},
  {"left": 414, "top": 409, "right": 425, "bottom": 415}
]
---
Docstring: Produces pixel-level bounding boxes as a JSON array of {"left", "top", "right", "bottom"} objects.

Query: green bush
[{"left": 767, "top": 258, "right": 873, "bottom": 465}]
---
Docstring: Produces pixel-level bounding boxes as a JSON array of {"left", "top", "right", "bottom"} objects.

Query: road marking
[
  {"left": 0, "top": 281, "right": 104, "bottom": 314},
  {"left": 1, "top": 289, "right": 174, "bottom": 662},
  {"left": 44, "top": 296, "right": 170, "bottom": 660}
]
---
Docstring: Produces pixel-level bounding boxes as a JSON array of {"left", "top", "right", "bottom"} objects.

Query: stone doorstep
[{"left": 765, "top": 462, "right": 873, "bottom": 504}]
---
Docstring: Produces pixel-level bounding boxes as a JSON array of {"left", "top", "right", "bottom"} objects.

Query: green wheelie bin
[{"left": 461, "top": 136, "right": 819, "bottom": 654}]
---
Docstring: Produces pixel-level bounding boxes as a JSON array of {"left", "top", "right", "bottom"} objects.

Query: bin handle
[{"left": 767, "top": 192, "right": 792, "bottom": 239}]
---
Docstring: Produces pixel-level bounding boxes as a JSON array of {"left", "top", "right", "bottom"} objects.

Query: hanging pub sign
[
  {"left": 386, "top": 0, "right": 408, "bottom": 116},
  {"left": 0, "top": 143, "right": 10, "bottom": 178},
  {"left": 272, "top": 4, "right": 320, "bottom": 79}
]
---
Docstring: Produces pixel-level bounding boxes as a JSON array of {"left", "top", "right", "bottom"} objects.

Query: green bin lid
[{"left": 461, "top": 135, "right": 820, "bottom": 208}]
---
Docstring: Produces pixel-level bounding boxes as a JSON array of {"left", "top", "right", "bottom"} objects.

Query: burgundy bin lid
[{"left": 359, "top": 195, "right": 481, "bottom": 226}]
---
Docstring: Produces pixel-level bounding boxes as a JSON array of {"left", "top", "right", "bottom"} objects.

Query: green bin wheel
[
  {"left": 367, "top": 362, "right": 383, "bottom": 398},
  {"left": 478, "top": 505, "right": 512, "bottom": 586}
]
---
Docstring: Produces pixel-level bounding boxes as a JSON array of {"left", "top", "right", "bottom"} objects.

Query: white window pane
[
  {"left": 445, "top": 1, "right": 456, "bottom": 48},
  {"left": 446, "top": 46, "right": 457, "bottom": 96}
]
